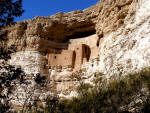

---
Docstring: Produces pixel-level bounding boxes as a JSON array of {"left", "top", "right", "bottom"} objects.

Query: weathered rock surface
[
  {"left": 97, "top": 0, "right": 150, "bottom": 77},
  {"left": 1, "top": 0, "right": 150, "bottom": 111}
]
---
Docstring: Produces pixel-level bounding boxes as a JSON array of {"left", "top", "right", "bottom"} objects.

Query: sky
[{"left": 15, "top": 0, "right": 99, "bottom": 22}]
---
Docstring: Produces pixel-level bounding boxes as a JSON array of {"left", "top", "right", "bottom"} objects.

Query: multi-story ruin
[
  {"left": 47, "top": 34, "right": 100, "bottom": 73},
  {"left": 2, "top": 0, "right": 148, "bottom": 110}
]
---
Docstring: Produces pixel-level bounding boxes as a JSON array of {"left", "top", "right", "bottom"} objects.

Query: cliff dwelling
[
  {"left": 2, "top": 0, "right": 150, "bottom": 111},
  {"left": 47, "top": 33, "right": 100, "bottom": 72}
]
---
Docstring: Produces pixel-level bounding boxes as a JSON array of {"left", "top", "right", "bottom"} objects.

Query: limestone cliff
[
  {"left": 1, "top": 0, "right": 139, "bottom": 76},
  {"left": 1, "top": 0, "right": 150, "bottom": 111}
]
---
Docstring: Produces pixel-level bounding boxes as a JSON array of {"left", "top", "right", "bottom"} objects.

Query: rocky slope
[{"left": 1, "top": 0, "right": 150, "bottom": 111}]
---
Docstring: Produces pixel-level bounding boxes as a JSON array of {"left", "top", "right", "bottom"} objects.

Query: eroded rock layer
[{"left": 1, "top": 0, "right": 150, "bottom": 110}]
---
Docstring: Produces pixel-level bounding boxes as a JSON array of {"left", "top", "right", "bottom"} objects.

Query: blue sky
[{"left": 15, "top": 0, "right": 99, "bottom": 22}]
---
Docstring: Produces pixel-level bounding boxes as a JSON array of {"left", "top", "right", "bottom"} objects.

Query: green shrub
[{"left": 21, "top": 68, "right": 150, "bottom": 113}]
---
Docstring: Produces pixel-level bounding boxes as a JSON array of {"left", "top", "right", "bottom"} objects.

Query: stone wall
[
  {"left": 74, "top": 44, "right": 91, "bottom": 71},
  {"left": 48, "top": 50, "right": 75, "bottom": 67},
  {"left": 48, "top": 43, "right": 93, "bottom": 72},
  {"left": 68, "top": 34, "right": 99, "bottom": 50}
]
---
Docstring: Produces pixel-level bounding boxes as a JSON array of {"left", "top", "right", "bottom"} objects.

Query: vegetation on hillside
[
  {"left": 20, "top": 68, "right": 150, "bottom": 113},
  {"left": 0, "top": 1, "right": 24, "bottom": 111}
]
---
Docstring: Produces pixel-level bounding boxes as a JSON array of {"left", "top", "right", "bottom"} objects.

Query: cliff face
[
  {"left": 1, "top": 0, "right": 150, "bottom": 110},
  {"left": 97, "top": 0, "right": 150, "bottom": 76},
  {"left": 3, "top": 0, "right": 139, "bottom": 74}
]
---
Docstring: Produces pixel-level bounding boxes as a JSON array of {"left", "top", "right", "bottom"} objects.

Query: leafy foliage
[
  {"left": 0, "top": 33, "right": 24, "bottom": 112},
  {"left": 0, "top": 0, "right": 24, "bottom": 26},
  {"left": 0, "top": 44, "right": 16, "bottom": 60},
  {"left": 0, "top": 63, "right": 25, "bottom": 113},
  {"left": 25, "top": 68, "right": 150, "bottom": 113},
  {"left": 34, "top": 73, "right": 47, "bottom": 87}
]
